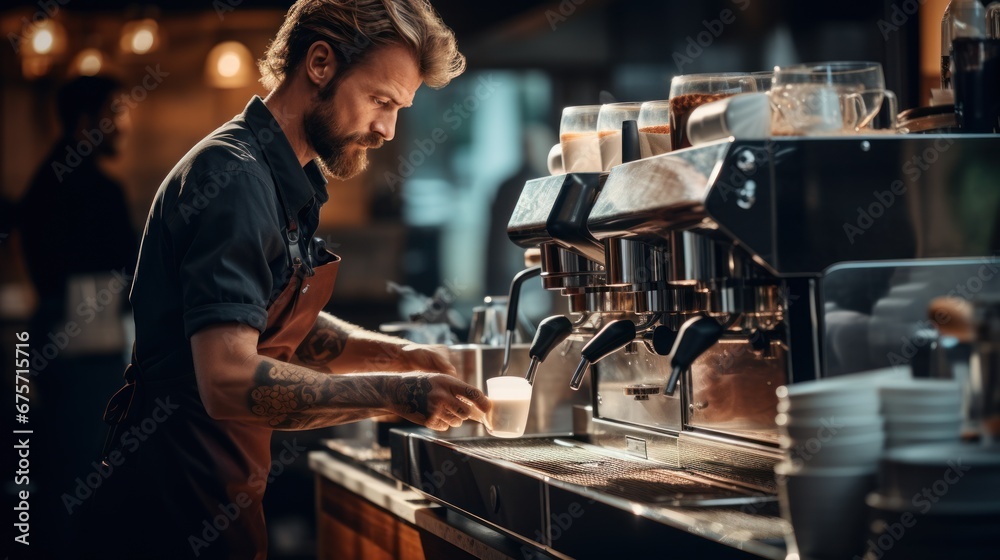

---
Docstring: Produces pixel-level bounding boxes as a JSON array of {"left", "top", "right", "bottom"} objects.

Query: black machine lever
[
  {"left": 524, "top": 315, "right": 574, "bottom": 385},
  {"left": 570, "top": 319, "right": 636, "bottom": 390},
  {"left": 663, "top": 316, "right": 725, "bottom": 396}
]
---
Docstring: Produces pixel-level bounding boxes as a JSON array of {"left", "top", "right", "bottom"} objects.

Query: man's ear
[{"left": 304, "top": 40, "right": 338, "bottom": 90}]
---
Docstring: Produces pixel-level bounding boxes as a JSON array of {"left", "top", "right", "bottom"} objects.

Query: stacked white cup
[
  {"left": 879, "top": 378, "right": 963, "bottom": 448},
  {"left": 773, "top": 369, "right": 906, "bottom": 560}
]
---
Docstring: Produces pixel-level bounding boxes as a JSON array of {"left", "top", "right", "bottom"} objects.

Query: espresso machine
[{"left": 391, "top": 134, "right": 1000, "bottom": 558}]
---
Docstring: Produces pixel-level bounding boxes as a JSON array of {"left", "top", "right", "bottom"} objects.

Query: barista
[{"left": 87, "top": 1, "right": 490, "bottom": 558}]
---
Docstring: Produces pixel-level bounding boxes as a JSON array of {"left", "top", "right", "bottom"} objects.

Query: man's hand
[{"left": 386, "top": 373, "right": 491, "bottom": 431}]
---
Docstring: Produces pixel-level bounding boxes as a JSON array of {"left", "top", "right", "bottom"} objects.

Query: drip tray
[
  {"left": 391, "top": 431, "right": 786, "bottom": 559},
  {"left": 455, "top": 438, "right": 768, "bottom": 507}
]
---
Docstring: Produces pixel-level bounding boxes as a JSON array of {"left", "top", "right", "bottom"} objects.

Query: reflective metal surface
[
  {"left": 604, "top": 238, "right": 668, "bottom": 286},
  {"left": 588, "top": 141, "right": 731, "bottom": 240},
  {"left": 592, "top": 344, "right": 683, "bottom": 433},
  {"left": 685, "top": 339, "right": 786, "bottom": 441},
  {"left": 539, "top": 244, "right": 605, "bottom": 290},
  {"left": 508, "top": 172, "right": 606, "bottom": 263}
]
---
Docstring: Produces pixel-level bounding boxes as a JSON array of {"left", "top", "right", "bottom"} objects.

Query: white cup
[
  {"left": 486, "top": 376, "right": 533, "bottom": 438},
  {"left": 775, "top": 460, "right": 877, "bottom": 559}
]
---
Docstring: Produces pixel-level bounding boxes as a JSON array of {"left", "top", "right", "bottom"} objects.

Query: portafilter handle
[
  {"left": 663, "top": 316, "right": 725, "bottom": 396},
  {"left": 501, "top": 266, "right": 542, "bottom": 376},
  {"left": 525, "top": 315, "right": 574, "bottom": 385},
  {"left": 570, "top": 319, "right": 636, "bottom": 390}
]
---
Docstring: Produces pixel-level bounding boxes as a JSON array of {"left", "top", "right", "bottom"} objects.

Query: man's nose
[{"left": 372, "top": 111, "right": 398, "bottom": 142}]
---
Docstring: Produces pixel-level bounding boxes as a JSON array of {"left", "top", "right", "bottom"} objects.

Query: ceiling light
[
  {"left": 205, "top": 41, "right": 255, "bottom": 88},
  {"left": 22, "top": 19, "right": 66, "bottom": 57},
  {"left": 120, "top": 19, "right": 159, "bottom": 55},
  {"left": 19, "top": 19, "right": 66, "bottom": 79},
  {"left": 72, "top": 48, "right": 104, "bottom": 76}
]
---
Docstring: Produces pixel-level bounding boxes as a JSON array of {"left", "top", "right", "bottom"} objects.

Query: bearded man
[{"left": 87, "top": 2, "right": 490, "bottom": 558}]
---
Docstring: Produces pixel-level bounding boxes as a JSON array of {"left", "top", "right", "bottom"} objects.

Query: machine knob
[{"left": 570, "top": 319, "right": 636, "bottom": 390}]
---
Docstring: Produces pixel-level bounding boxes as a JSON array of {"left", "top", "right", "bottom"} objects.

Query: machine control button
[
  {"left": 735, "top": 149, "right": 757, "bottom": 174},
  {"left": 737, "top": 180, "right": 756, "bottom": 210}
]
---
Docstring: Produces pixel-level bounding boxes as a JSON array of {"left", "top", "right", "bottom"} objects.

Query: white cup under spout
[{"left": 485, "top": 376, "right": 533, "bottom": 438}]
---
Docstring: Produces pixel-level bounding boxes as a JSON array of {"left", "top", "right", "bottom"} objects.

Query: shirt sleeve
[{"left": 166, "top": 168, "right": 283, "bottom": 339}]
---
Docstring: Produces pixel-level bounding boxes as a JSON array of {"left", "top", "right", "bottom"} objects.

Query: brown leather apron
[{"left": 90, "top": 213, "right": 338, "bottom": 559}]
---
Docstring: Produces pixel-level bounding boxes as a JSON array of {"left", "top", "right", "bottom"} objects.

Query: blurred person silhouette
[
  {"left": 485, "top": 123, "right": 561, "bottom": 334},
  {"left": 15, "top": 74, "right": 138, "bottom": 557}
]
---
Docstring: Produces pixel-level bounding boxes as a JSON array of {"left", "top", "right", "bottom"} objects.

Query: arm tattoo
[
  {"left": 392, "top": 376, "right": 433, "bottom": 417},
  {"left": 294, "top": 324, "right": 347, "bottom": 369},
  {"left": 247, "top": 359, "right": 435, "bottom": 430},
  {"left": 249, "top": 359, "right": 382, "bottom": 429}
]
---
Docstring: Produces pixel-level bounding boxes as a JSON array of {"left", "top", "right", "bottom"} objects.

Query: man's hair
[
  {"left": 56, "top": 75, "right": 121, "bottom": 135},
  {"left": 259, "top": 0, "right": 465, "bottom": 91}
]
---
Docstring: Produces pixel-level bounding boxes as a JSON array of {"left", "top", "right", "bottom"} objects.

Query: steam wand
[{"left": 500, "top": 266, "right": 542, "bottom": 376}]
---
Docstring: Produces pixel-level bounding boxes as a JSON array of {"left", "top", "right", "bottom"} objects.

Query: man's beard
[{"left": 303, "top": 98, "right": 384, "bottom": 179}]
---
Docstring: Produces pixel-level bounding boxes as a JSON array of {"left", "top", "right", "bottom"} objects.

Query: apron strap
[
  {"left": 255, "top": 143, "right": 304, "bottom": 269},
  {"left": 99, "top": 343, "right": 139, "bottom": 465}
]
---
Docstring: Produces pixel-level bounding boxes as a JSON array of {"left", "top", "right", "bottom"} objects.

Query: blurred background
[{"left": 0, "top": 0, "right": 950, "bottom": 558}]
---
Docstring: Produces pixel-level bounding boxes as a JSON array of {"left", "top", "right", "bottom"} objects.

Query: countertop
[{"left": 311, "top": 436, "right": 789, "bottom": 559}]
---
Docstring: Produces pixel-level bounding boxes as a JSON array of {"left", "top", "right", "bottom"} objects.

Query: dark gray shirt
[{"left": 130, "top": 96, "right": 329, "bottom": 375}]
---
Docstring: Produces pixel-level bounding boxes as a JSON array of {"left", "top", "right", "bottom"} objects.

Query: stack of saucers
[
  {"left": 776, "top": 378, "right": 886, "bottom": 470},
  {"left": 879, "top": 378, "right": 963, "bottom": 448}
]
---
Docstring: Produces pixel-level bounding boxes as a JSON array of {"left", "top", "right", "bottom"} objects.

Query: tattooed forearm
[
  {"left": 250, "top": 358, "right": 384, "bottom": 429},
  {"left": 247, "top": 358, "right": 436, "bottom": 430}
]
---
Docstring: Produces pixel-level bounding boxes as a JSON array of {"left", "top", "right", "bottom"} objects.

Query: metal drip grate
[
  {"left": 678, "top": 438, "right": 780, "bottom": 493},
  {"left": 455, "top": 438, "right": 765, "bottom": 505}
]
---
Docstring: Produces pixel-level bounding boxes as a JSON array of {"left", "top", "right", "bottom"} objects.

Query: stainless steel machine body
[
  {"left": 584, "top": 135, "right": 1000, "bottom": 448},
  {"left": 390, "top": 135, "right": 1000, "bottom": 558}
]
